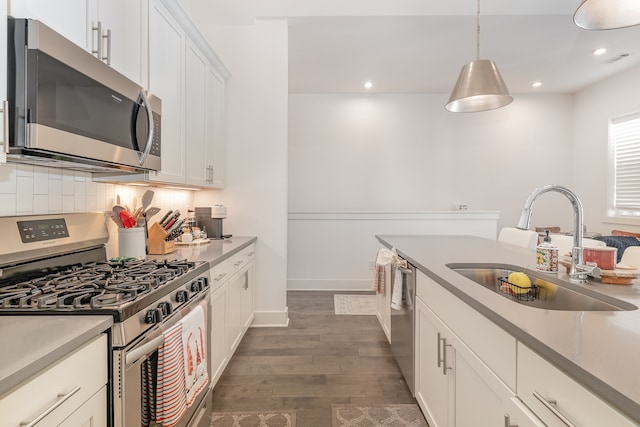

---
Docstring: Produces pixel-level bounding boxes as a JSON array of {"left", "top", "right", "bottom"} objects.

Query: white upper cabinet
[
  {"left": 8, "top": 0, "right": 147, "bottom": 85},
  {"left": 185, "top": 39, "right": 208, "bottom": 186},
  {"left": 88, "top": 0, "right": 148, "bottom": 86},
  {"left": 148, "top": 0, "right": 186, "bottom": 184}
]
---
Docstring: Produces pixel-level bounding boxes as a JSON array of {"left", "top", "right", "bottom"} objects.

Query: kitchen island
[{"left": 377, "top": 234, "right": 640, "bottom": 426}]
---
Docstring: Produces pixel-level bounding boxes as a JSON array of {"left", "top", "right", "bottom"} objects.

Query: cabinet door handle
[
  {"left": 504, "top": 414, "right": 518, "bottom": 427},
  {"left": 102, "top": 28, "right": 112, "bottom": 65},
  {"left": 20, "top": 386, "right": 81, "bottom": 426},
  {"left": 243, "top": 271, "right": 249, "bottom": 290},
  {"left": 533, "top": 391, "right": 576, "bottom": 427},
  {"left": 1, "top": 100, "right": 8, "bottom": 154},
  {"left": 437, "top": 332, "right": 443, "bottom": 368},
  {"left": 92, "top": 21, "right": 102, "bottom": 59}
]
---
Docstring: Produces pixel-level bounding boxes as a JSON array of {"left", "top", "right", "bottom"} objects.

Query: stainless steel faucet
[{"left": 516, "top": 184, "right": 599, "bottom": 281}]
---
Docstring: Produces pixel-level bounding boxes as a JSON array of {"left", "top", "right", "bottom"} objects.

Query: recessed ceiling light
[
  {"left": 364, "top": 81, "right": 372, "bottom": 89},
  {"left": 593, "top": 48, "right": 607, "bottom": 55},
  {"left": 532, "top": 81, "right": 542, "bottom": 88}
]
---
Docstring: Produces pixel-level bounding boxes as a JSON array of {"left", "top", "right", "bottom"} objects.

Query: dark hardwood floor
[{"left": 200, "top": 291, "right": 416, "bottom": 426}]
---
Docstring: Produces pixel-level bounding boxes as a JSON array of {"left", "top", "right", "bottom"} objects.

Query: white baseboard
[
  {"left": 251, "top": 307, "right": 290, "bottom": 327},
  {"left": 287, "top": 279, "right": 372, "bottom": 291}
]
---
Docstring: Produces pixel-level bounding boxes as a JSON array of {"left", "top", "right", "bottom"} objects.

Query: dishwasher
[{"left": 390, "top": 259, "right": 416, "bottom": 396}]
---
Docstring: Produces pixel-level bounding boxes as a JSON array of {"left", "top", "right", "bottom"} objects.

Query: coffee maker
[{"left": 195, "top": 205, "right": 228, "bottom": 239}]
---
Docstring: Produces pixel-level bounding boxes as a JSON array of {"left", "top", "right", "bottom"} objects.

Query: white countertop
[
  {"left": 377, "top": 234, "right": 640, "bottom": 424},
  {"left": 0, "top": 315, "right": 113, "bottom": 396}
]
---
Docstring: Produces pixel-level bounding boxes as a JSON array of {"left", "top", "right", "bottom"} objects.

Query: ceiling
[{"left": 184, "top": 0, "right": 640, "bottom": 94}]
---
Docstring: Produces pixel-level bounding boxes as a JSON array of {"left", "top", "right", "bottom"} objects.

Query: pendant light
[
  {"left": 445, "top": 0, "right": 513, "bottom": 113},
  {"left": 574, "top": 0, "right": 640, "bottom": 30}
]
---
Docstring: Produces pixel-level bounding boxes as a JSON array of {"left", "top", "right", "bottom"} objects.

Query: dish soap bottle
[{"left": 536, "top": 230, "right": 558, "bottom": 273}]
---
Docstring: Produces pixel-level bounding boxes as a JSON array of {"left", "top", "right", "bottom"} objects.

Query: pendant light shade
[
  {"left": 445, "top": 59, "right": 513, "bottom": 113},
  {"left": 574, "top": 0, "right": 640, "bottom": 30},
  {"left": 445, "top": 0, "right": 513, "bottom": 113}
]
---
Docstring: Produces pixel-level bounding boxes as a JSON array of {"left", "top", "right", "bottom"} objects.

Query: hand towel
[
  {"left": 156, "top": 322, "right": 188, "bottom": 427},
  {"left": 181, "top": 301, "right": 209, "bottom": 406},
  {"left": 372, "top": 247, "right": 397, "bottom": 294},
  {"left": 141, "top": 352, "right": 157, "bottom": 427},
  {"left": 390, "top": 258, "right": 409, "bottom": 310}
]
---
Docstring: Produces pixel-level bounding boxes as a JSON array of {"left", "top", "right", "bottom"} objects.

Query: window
[{"left": 609, "top": 111, "right": 640, "bottom": 218}]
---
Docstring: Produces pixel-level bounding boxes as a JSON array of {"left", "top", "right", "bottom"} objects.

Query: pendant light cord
[{"left": 476, "top": 0, "right": 481, "bottom": 60}]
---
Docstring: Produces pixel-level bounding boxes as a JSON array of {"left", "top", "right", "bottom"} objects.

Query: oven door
[{"left": 112, "top": 291, "right": 211, "bottom": 427}]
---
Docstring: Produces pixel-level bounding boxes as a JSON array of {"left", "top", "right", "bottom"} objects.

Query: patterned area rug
[
  {"left": 334, "top": 294, "right": 377, "bottom": 315},
  {"left": 211, "top": 410, "right": 296, "bottom": 427},
  {"left": 332, "top": 404, "right": 428, "bottom": 426}
]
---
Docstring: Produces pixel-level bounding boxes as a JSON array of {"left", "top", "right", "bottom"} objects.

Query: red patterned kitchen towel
[
  {"left": 155, "top": 322, "right": 188, "bottom": 426},
  {"left": 181, "top": 301, "right": 209, "bottom": 406}
]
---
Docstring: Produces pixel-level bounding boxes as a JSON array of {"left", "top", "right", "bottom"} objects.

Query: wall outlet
[{"left": 369, "top": 260, "right": 375, "bottom": 270}]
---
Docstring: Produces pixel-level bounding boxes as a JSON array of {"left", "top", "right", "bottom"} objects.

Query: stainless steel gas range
[{"left": 0, "top": 213, "right": 212, "bottom": 427}]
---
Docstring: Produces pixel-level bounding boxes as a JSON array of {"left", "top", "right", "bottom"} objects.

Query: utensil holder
[
  {"left": 118, "top": 227, "right": 146, "bottom": 259},
  {"left": 147, "top": 223, "right": 176, "bottom": 255}
]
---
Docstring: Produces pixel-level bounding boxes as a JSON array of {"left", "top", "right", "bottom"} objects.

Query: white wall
[
  {"left": 289, "top": 93, "right": 576, "bottom": 229},
  {"left": 572, "top": 66, "right": 640, "bottom": 235},
  {"left": 195, "top": 20, "right": 289, "bottom": 327}
]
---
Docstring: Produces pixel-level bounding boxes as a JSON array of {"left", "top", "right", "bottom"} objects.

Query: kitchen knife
[
  {"left": 166, "top": 217, "right": 185, "bottom": 233},
  {"left": 158, "top": 210, "right": 173, "bottom": 227},
  {"left": 163, "top": 217, "right": 176, "bottom": 230}
]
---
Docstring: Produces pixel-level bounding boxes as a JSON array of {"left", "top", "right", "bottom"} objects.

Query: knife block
[{"left": 147, "top": 222, "right": 175, "bottom": 255}]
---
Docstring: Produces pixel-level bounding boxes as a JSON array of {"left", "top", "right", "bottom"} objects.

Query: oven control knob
[
  {"left": 145, "top": 308, "right": 163, "bottom": 324},
  {"left": 157, "top": 301, "right": 172, "bottom": 316},
  {"left": 176, "top": 290, "right": 189, "bottom": 303},
  {"left": 190, "top": 280, "right": 202, "bottom": 292}
]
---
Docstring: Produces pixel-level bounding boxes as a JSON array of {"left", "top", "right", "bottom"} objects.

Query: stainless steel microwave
[{"left": 7, "top": 18, "right": 161, "bottom": 172}]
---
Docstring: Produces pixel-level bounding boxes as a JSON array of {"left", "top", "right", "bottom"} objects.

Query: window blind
[{"left": 613, "top": 112, "right": 640, "bottom": 212}]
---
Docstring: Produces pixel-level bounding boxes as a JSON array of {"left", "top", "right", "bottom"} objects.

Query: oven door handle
[{"left": 125, "top": 335, "right": 164, "bottom": 367}]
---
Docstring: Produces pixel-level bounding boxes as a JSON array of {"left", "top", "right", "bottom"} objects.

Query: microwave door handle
[{"left": 137, "top": 90, "right": 155, "bottom": 166}]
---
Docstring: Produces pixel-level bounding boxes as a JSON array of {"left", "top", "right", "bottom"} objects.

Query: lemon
[
  {"left": 535, "top": 278, "right": 558, "bottom": 299},
  {"left": 508, "top": 272, "right": 531, "bottom": 294}
]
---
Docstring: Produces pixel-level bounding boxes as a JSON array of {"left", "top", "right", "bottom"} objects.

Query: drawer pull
[
  {"left": 214, "top": 273, "right": 227, "bottom": 281},
  {"left": 20, "top": 386, "right": 81, "bottom": 426},
  {"left": 234, "top": 260, "right": 243, "bottom": 267},
  {"left": 247, "top": 251, "right": 255, "bottom": 256},
  {"left": 533, "top": 391, "right": 576, "bottom": 427},
  {"left": 504, "top": 414, "right": 518, "bottom": 427}
]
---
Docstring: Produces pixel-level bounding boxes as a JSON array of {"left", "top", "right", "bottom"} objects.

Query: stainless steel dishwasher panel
[{"left": 390, "top": 262, "right": 416, "bottom": 396}]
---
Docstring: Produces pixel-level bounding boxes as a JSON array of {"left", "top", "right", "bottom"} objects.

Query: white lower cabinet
[
  {"left": 517, "top": 343, "right": 637, "bottom": 427},
  {"left": 415, "top": 271, "right": 543, "bottom": 427},
  {"left": 208, "top": 244, "right": 255, "bottom": 388},
  {"left": 0, "top": 333, "right": 108, "bottom": 427}
]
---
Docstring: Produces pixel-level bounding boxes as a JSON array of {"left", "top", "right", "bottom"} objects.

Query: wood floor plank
[{"left": 205, "top": 291, "right": 418, "bottom": 426}]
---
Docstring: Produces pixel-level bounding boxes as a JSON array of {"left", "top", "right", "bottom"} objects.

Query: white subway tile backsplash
[
  {"left": 0, "top": 194, "right": 17, "bottom": 216},
  {"left": 33, "top": 168, "right": 49, "bottom": 195},
  {"left": 0, "top": 164, "right": 196, "bottom": 256},
  {"left": 16, "top": 176, "right": 34, "bottom": 214},
  {"left": 33, "top": 194, "right": 49, "bottom": 214},
  {"left": 49, "top": 179, "right": 63, "bottom": 212},
  {"left": 62, "top": 170, "right": 75, "bottom": 195},
  {"left": 0, "top": 164, "right": 17, "bottom": 193},
  {"left": 62, "top": 195, "right": 75, "bottom": 213},
  {"left": 74, "top": 181, "right": 86, "bottom": 211}
]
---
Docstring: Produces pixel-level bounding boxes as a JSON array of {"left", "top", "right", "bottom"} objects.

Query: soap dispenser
[{"left": 536, "top": 230, "right": 558, "bottom": 273}]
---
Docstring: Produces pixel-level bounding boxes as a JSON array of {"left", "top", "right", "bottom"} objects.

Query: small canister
[{"left": 536, "top": 230, "right": 558, "bottom": 273}]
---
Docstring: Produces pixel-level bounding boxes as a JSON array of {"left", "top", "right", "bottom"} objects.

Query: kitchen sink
[{"left": 447, "top": 263, "right": 637, "bottom": 311}]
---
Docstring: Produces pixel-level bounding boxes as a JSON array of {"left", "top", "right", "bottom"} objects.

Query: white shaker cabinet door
[
  {"left": 148, "top": 0, "right": 186, "bottom": 184},
  {"left": 185, "top": 39, "right": 209, "bottom": 187},
  {"left": 92, "top": 0, "right": 147, "bottom": 86},
  {"left": 205, "top": 65, "right": 226, "bottom": 188},
  {"left": 8, "top": 0, "right": 88, "bottom": 48}
]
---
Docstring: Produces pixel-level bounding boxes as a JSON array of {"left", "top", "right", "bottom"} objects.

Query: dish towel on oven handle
[
  {"left": 181, "top": 301, "right": 209, "bottom": 406},
  {"left": 391, "top": 258, "right": 408, "bottom": 310},
  {"left": 373, "top": 247, "right": 397, "bottom": 294},
  {"left": 155, "top": 322, "right": 188, "bottom": 427}
]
